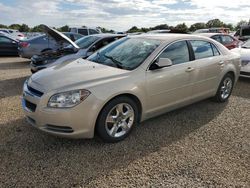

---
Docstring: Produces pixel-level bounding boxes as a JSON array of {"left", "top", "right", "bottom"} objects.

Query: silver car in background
[
  {"left": 22, "top": 34, "right": 240, "bottom": 142},
  {"left": 231, "top": 39, "right": 250, "bottom": 78}
]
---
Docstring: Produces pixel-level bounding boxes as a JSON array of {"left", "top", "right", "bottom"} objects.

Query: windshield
[
  {"left": 87, "top": 37, "right": 161, "bottom": 70},
  {"left": 242, "top": 39, "right": 250, "bottom": 48},
  {"left": 75, "top": 35, "right": 100, "bottom": 49}
]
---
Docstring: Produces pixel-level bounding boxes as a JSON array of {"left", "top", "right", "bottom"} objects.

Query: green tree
[
  {"left": 127, "top": 26, "right": 140, "bottom": 33},
  {"left": 31, "top": 24, "right": 44, "bottom": 32},
  {"left": 189, "top": 22, "right": 206, "bottom": 32},
  {"left": 206, "top": 19, "right": 224, "bottom": 28},
  {"left": 19, "top": 24, "right": 30, "bottom": 32},
  {"left": 151, "top": 24, "right": 169, "bottom": 30},
  {"left": 235, "top": 20, "right": 248, "bottom": 30},
  {"left": 174, "top": 23, "right": 188, "bottom": 33},
  {"left": 0, "top": 24, "right": 8, "bottom": 28},
  {"left": 9, "top": 24, "right": 21, "bottom": 30},
  {"left": 58, "top": 25, "right": 69, "bottom": 32}
]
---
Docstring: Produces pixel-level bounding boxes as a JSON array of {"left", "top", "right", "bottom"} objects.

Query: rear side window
[
  {"left": 221, "top": 35, "right": 234, "bottom": 44},
  {"left": 190, "top": 40, "right": 214, "bottom": 60},
  {"left": 211, "top": 44, "right": 220, "bottom": 56},
  {"left": 78, "top": 29, "right": 88, "bottom": 35},
  {"left": 159, "top": 41, "right": 189, "bottom": 65},
  {"left": 89, "top": 29, "right": 98, "bottom": 35},
  {"left": 211, "top": 35, "right": 222, "bottom": 43}
]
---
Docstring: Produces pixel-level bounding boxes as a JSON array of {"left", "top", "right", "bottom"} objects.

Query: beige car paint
[{"left": 22, "top": 34, "right": 241, "bottom": 139}]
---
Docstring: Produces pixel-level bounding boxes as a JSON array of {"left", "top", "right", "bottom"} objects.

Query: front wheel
[
  {"left": 213, "top": 73, "right": 234, "bottom": 103},
  {"left": 96, "top": 97, "right": 139, "bottom": 143}
]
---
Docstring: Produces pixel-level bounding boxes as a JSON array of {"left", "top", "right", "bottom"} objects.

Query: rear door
[
  {"left": 188, "top": 40, "right": 223, "bottom": 97},
  {"left": 0, "top": 36, "right": 18, "bottom": 55}
]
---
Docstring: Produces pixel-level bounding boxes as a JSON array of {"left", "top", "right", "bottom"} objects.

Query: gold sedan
[{"left": 22, "top": 34, "right": 241, "bottom": 142}]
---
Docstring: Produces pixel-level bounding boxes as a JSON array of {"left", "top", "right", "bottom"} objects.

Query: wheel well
[
  {"left": 41, "top": 48, "right": 52, "bottom": 53},
  {"left": 95, "top": 93, "right": 143, "bottom": 133},
  {"left": 112, "top": 94, "right": 143, "bottom": 122},
  {"left": 226, "top": 71, "right": 235, "bottom": 81}
]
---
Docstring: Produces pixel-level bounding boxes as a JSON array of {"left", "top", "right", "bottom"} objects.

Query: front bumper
[{"left": 21, "top": 82, "right": 101, "bottom": 139}]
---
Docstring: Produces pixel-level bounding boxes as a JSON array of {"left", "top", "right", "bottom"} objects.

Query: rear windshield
[{"left": 75, "top": 35, "right": 100, "bottom": 49}]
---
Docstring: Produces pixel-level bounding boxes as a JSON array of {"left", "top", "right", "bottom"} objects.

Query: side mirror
[
  {"left": 157, "top": 58, "right": 173, "bottom": 67},
  {"left": 149, "top": 58, "right": 172, "bottom": 70}
]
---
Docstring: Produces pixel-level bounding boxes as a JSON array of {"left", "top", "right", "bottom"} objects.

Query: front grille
[
  {"left": 45, "top": 124, "right": 74, "bottom": 133},
  {"left": 27, "top": 85, "right": 44, "bottom": 97},
  {"left": 25, "top": 100, "right": 37, "bottom": 112},
  {"left": 240, "top": 71, "right": 250, "bottom": 76}
]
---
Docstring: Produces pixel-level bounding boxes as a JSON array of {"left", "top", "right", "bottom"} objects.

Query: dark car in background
[
  {"left": 18, "top": 29, "right": 83, "bottom": 58},
  {"left": 196, "top": 33, "right": 241, "bottom": 49},
  {"left": 0, "top": 33, "right": 19, "bottom": 56},
  {"left": 30, "top": 31, "right": 126, "bottom": 73},
  {"left": 234, "top": 25, "right": 250, "bottom": 41}
]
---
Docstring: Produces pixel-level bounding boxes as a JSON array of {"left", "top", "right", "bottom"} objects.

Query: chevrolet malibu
[{"left": 22, "top": 34, "right": 241, "bottom": 142}]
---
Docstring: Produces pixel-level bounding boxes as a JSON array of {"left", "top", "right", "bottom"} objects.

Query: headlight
[{"left": 48, "top": 89, "right": 90, "bottom": 108}]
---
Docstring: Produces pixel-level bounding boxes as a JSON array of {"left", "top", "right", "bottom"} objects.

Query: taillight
[{"left": 20, "top": 42, "right": 29, "bottom": 48}]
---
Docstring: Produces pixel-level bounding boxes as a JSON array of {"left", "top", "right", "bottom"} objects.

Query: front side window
[
  {"left": 158, "top": 41, "right": 190, "bottom": 65},
  {"left": 190, "top": 40, "right": 214, "bottom": 59},
  {"left": 88, "top": 37, "right": 161, "bottom": 70}
]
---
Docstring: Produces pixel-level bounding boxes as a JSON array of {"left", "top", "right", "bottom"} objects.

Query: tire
[
  {"left": 213, "top": 73, "right": 234, "bottom": 103},
  {"left": 96, "top": 97, "right": 139, "bottom": 143}
]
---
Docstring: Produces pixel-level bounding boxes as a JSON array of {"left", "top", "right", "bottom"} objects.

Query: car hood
[
  {"left": 29, "top": 59, "right": 130, "bottom": 92},
  {"left": 41, "top": 24, "right": 79, "bottom": 49}
]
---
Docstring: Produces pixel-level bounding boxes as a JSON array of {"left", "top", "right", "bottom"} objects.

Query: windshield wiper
[{"left": 104, "top": 54, "right": 124, "bottom": 69}]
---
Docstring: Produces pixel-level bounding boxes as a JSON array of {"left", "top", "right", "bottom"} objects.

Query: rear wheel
[
  {"left": 96, "top": 97, "right": 139, "bottom": 142},
  {"left": 213, "top": 73, "right": 234, "bottom": 102}
]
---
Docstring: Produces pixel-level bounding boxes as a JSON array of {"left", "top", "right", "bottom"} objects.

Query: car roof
[
  {"left": 128, "top": 33, "right": 217, "bottom": 43},
  {"left": 90, "top": 33, "right": 126, "bottom": 38},
  {"left": 63, "top": 32, "right": 83, "bottom": 35}
]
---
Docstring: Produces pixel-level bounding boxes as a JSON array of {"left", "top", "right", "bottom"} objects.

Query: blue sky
[{"left": 0, "top": 0, "right": 250, "bottom": 31}]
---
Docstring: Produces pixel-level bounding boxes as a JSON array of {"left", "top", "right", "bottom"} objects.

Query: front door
[{"left": 145, "top": 40, "right": 196, "bottom": 116}]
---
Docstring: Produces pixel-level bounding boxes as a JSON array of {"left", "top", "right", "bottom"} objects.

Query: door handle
[
  {"left": 186, "top": 67, "right": 195, "bottom": 72},
  {"left": 218, "top": 61, "right": 224, "bottom": 65}
]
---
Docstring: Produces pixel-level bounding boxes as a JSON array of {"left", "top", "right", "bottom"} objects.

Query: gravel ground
[{"left": 0, "top": 57, "right": 249, "bottom": 188}]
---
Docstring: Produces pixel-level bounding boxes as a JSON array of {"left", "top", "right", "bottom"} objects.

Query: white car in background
[
  {"left": 0, "top": 28, "right": 26, "bottom": 40},
  {"left": 231, "top": 40, "right": 250, "bottom": 78}
]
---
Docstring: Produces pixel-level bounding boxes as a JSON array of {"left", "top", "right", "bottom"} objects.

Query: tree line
[{"left": 0, "top": 19, "right": 250, "bottom": 33}]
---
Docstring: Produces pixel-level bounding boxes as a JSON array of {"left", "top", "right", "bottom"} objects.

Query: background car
[
  {"left": 69, "top": 27, "right": 101, "bottom": 36},
  {"left": 234, "top": 25, "right": 250, "bottom": 41},
  {"left": 0, "top": 28, "right": 26, "bottom": 40},
  {"left": 231, "top": 39, "right": 250, "bottom": 78},
  {"left": 0, "top": 33, "right": 19, "bottom": 56},
  {"left": 196, "top": 33, "right": 241, "bottom": 49},
  {"left": 22, "top": 34, "right": 240, "bottom": 142},
  {"left": 30, "top": 33, "right": 126, "bottom": 73},
  {"left": 194, "top": 27, "right": 230, "bottom": 34},
  {"left": 18, "top": 29, "right": 83, "bottom": 59}
]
